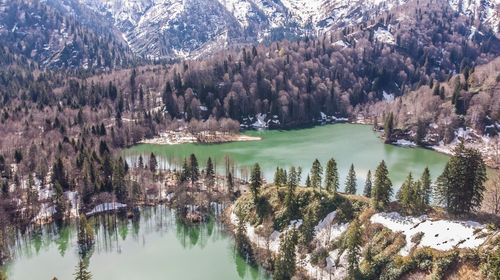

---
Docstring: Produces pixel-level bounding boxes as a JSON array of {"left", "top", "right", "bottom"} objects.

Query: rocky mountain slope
[{"left": 77, "top": 0, "right": 500, "bottom": 60}]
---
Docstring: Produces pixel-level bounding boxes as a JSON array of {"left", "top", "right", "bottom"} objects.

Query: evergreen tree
[
  {"left": 324, "top": 158, "right": 339, "bottom": 194},
  {"left": 363, "top": 170, "right": 372, "bottom": 197},
  {"left": 419, "top": 167, "right": 432, "bottom": 207},
  {"left": 371, "top": 160, "right": 393, "bottom": 211},
  {"left": 180, "top": 158, "right": 190, "bottom": 182},
  {"left": 189, "top": 154, "right": 199, "bottom": 186},
  {"left": 149, "top": 153, "right": 157, "bottom": 173},
  {"left": 397, "top": 173, "right": 417, "bottom": 214},
  {"left": 435, "top": 143, "right": 487, "bottom": 214},
  {"left": 113, "top": 157, "right": 127, "bottom": 202},
  {"left": 273, "top": 229, "right": 298, "bottom": 280},
  {"left": 205, "top": 157, "right": 215, "bottom": 190},
  {"left": 74, "top": 259, "right": 92, "bottom": 280},
  {"left": 345, "top": 164, "right": 357, "bottom": 194},
  {"left": 53, "top": 182, "right": 67, "bottom": 223},
  {"left": 250, "top": 163, "right": 262, "bottom": 202},
  {"left": 137, "top": 155, "right": 144, "bottom": 169},
  {"left": 227, "top": 172, "right": 234, "bottom": 195},
  {"left": 384, "top": 112, "right": 394, "bottom": 143},
  {"left": 310, "top": 159, "right": 323, "bottom": 189},
  {"left": 305, "top": 174, "right": 311, "bottom": 188},
  {"left": 345, "top": 218, "right": 362, "bottom": 280},
  {"left": 300, "top": 208, "right": 316, "bottom": 245},
  {"left": 52, "top": 157, "right": 69, "bottom": 191}
]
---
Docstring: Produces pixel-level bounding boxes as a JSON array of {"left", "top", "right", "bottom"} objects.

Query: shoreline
[{"left": 139, "top": 130, "right": 262, "bottom": 145}]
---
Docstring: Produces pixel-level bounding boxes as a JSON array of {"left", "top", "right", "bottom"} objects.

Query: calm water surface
[
  {"left": 3, "top": 207, "right": 269, "bottom": 280},
  {"left": 125, "top": 124, "right": 450, "bottom": 191}
]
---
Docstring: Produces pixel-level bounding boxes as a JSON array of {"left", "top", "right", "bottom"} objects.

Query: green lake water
[
  {"left": 125, "top": 124, "right": 451, "bottom": 191},
  {"left": 3, "top": 207, "right": 269, "bottom": 280}
]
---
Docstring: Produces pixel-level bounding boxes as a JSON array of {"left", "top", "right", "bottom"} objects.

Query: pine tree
[
  {"left": 397, "top": 173, "right": 416, "bottom": 214},
  {"left": 250, "top": 163, "right": 262, "bottom": 202},
  {"left": 137, "top": 155, "right": 144, "bottom": 169},
  {"left": 324, "top": 158, "right": 339, "bottom": 194},
  {"left": 74, "top": 259, "right": 92, "bottom": 280},
  {"left": 310, "top": 159, "right": 323, "bottom": 189},
  {"left": 419, "top": 167, "right": 431, "bottom": 207},
  {"left": 305, "top": 174, "right": 311, "bottom": 188},
  {"left": 205, "top": 157, "right": 215, "bottom": 190},
  {"left": 345, "top": 164, "right": 357, "bottom": 194},
  {"left": 113, "top": 157, "right": 127, "bottom": 202},
  {"left": 384, "top": 112, "right": 394, "bottom": 143},
  {"left": 363, "top": 170, "right": 372, "bottom": 197},
  {"left": 189, "top": 154, "right": 199, "bottom": 186},
  {"left": 77, "top": 214, "right": 94, "bottom": 254},
  {"left": 371, "top": 160, "right": 393, "bottom": 211},
  {"left": 300, "top": 208, "right": 316, "bottom": 245},
  {"left": 227, "top": 172, "right": 234, "bottom": 195},
  {"left": 434, "top": 143, "right": 487, "bottom": 214},
  {"left": 180, "top": 158, "right": 190, "bottom": 182},
  {"left": 273, "top": 229, "right": 298, "bottom": 280},
  {"left": 345, "top": 218, "right": 362, "bottom": 280},
  {"left": 149, "top": 153, "right": 157, "bottom": 173}
]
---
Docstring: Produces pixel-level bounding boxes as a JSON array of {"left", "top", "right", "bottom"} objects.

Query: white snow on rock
[
  {"left": 314, "top": 211, "right": 349, "bottom": 246},
  {"left": 371, "top": 212, "right": 489, "bottom": 256},
  {"left": 383, "top": 91, "right": 395, "bottom": 102},
  {"left": 252, "top": 113, "right": 268, "bottom": 129},
  {"left": 374, "top": 27, "right": 396, "bottom": 45},
  {"left": 86, "top": 202, "right": 127, "bottom": 216},
  {"left": 395, "top": 139, "right": 417, "bottom": 147}
]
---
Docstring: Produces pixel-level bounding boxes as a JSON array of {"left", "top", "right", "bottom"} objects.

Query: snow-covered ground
[
  {"left": 86, "top": 202, "right": 127, "bottom": 216},
  {"left": 371, "top": 212, "right": 489, "bottom": 256},
  {"left": 395, "top": 139, "right": 417, "bottom": 147},
  {"left": 231, "top": 209, "right": 350, "bottom": 279},
  {"left": 374, "top": 27, "right": 396, "bottom": 45}
]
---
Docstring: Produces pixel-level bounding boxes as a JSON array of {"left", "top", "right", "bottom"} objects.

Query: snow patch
[{"left": 371, "top": 212, "right": 489, "bottom": 256}]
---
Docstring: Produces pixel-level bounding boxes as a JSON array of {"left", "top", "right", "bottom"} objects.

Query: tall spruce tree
[
  {"left": 397, "top": 173, "right": 417, "bottom": 214},
  {"left": 273, "top": 229, "right": 298, "bottom": 280},
  {"left": 324, "top": 158, "right": 339, "bottom": 194},
  {"left": 74, "top": 259, "right": 92, "bottom": 280},
  {"left": 384, "top": 112, "right": 394, "bottom": 143},
  {"left": 205, "top": 157, "right": 215, "bottom": 190},
  {"left": 250, "top": 163, "right": 262, "bottom": 202},
  {"left": 434, "top": 143, "right": 486, "bottom": 214},
  {"left": 310, "top": 159, "right": 323, "bottom": 189},
  {"left": 363, "top": 170, "right": 372, "bottom": 197},
  {"left": 371, "top": 160, "right": 393, "bottom": 211},
  {"left": 420, "top": 167, "right": 432, "bottom": 207},
  {"left": 189, "top": 154, "right": 199, "bottom": 186},
  {"left": 345, "top": 164, "right": 357, "bottom": 194},
  {"left": 149, "top": 153, "right": 157, "bottom": 173},
  {"left": 345, "top": 218, "right": 362, "bottom": 280}
]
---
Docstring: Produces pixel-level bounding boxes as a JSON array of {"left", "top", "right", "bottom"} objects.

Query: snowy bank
[
  {"left": 86, "top": 202, "right": 127, "bottom": 216},
  {"left": 370, "top": 212, "right": 489, "bottom": 256}
]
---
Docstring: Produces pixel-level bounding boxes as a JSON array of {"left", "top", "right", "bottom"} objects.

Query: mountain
[
  {"left": 0, "top": 0, "right": 498, "bottom": 67},
  {"left": 77, "top": 0, "right": 499, "bottom": 60},
  {"left": 0, "top": 0, "right": 136, "bottom": 70}
]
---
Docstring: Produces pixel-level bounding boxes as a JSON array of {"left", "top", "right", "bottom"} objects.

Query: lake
[
  {"left": 3, "top": 206, "right": 269, "bottom": 280},
  {"left": 124, "top": 124, "right": 451, "bottom": 192}
]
